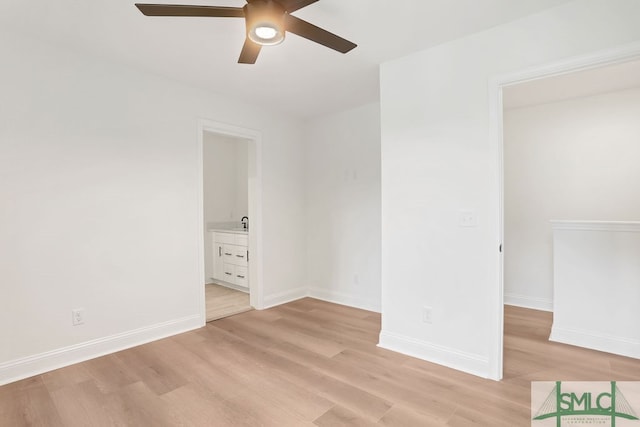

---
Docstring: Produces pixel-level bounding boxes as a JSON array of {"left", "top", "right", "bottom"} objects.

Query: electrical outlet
[
  {"left": 422, "top": 306, "right": 433, "bottom": 324},
  {"left": 72, "top": 308, "right": 85, "bottom": 326},
  {"left": 458, "top": 210, "right": 478, "bottom": 227}
]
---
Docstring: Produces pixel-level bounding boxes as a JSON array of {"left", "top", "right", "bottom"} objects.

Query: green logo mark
[{"left": 533, "top": 381, "right": 638, "bottom": 427}]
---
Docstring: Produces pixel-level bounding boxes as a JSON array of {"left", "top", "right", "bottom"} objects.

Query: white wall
[
  {"left": 379, "top": 0, "right": 640, "bottom": 378},
  {"left": 235, "top": 141, "right": 249, "bottom": 221},
  {"left": 0, "top": 30, "right": 306, "bottom": 384},
  {"left": 203, "top": 133, "right": 248, "bottom": 224},
  {"left": 550, "top": 221, "right": 640, "bottom": 358},
  {"left": 305, "top": 103, "right": 382, "bottom": 312},
  {"left": 504, "top": 88, "right": 640, "bottom": 310}
]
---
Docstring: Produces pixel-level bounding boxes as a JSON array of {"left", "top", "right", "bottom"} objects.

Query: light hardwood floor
[
  {"left": 2, "top": 300, "right": 639, "bottom": 426},
  {"left": 205, "top": 283, "right": 252, "bottom": 322}
]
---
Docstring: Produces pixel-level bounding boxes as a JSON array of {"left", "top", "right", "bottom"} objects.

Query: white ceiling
[
  {"left": 503, "top": 59, "right": 640, "bottom": 109},
  {"left": 1, "top": 0, "right": 573, "bottom": 118}
]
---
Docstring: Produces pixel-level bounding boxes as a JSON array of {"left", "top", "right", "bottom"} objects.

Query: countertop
[{"left": 208, "top": 227, "right": 248, "bottom": 235}]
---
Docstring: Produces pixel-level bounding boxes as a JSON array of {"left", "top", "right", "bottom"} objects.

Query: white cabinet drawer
[
  {"left": 215, "top": 232, "right": 235, "bottom": 244},
  {"left": 223, "top": 244, "right": 247, "bottom": 266},
  {"left": 222, "top": 263, "right": 235, "bottom": 281},
  {"left": 235, "top": 266, "right": 248, "bottom": 287},
  {"left": 232, "top": 246, "right": 248, "bottom": 266},
  {"left": 220, "top": 263, "right": 249, "bottom": 289},
  {"left": 222, "top": 244, "right": 235, "bottom": 259},
  {"left": 215, "top": 232, "right": 248, "bottom": 246}
]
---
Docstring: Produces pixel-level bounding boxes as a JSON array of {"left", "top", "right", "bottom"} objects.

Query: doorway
[
  {"left": 197, "top": 120, "right": 264, "bottom": 324},
  {"left": 491, "top": 44, "right": 640, "bottom": 380}
]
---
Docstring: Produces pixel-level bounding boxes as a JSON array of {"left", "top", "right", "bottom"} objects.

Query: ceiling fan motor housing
[{"left": 244, "top": 0, "right": 287, "bottom": 46}]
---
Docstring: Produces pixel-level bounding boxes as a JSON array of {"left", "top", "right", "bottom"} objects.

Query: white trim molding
[
  {"left": 550, "top": 220, "right": 640, "bottom": 233},
  {"left": 504, "top": 293, "right": 553, "bottom": 312},
  {"left": 378, "top": 330, "right": 491, "bottom": 379},
  {"left": 0, "top": 315, "right": 201, "bottom": 386},
  {"left": 492, "top": 41, "right": 640, "bottom": 90},
  {"left": 550, "top": 327, "right": 640, "bottom": 360},
  {"left": 262, "top": 287, "right": 307, "bottom": 309},
  {"left": 308, "top": 287, "right": 381, "bottom": 313}
]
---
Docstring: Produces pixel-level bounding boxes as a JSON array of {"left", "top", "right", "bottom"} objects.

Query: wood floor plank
[
  {"left": 2, "top": 300, "right": 640, "bottom": 426},
  {"left": 211, "top": 316, "right": 282, "bottom": 350},
  {"left": 112, "top": 381, "right": 184, "bottom": 426},
  {"left": 82, "top": 353, "right": 140, "bottom": 394},
  {"left": 112, "top": 345, "right": 188, "bottom": 396},
  {"left": 224, "top": 388, "right": 316, "bottom": 427},
  {"left": 234, "top": 313, "right": 348, "bottom": 358},
  {"left": 49, "top": 380, "right": 117, "bottom": 427},
  {"left": 41, "top": 363, "right": 93, "bottom": 393},
  {"left": 378, "top": 404, "right": 443, "bottom": 427},
  {"left": 0, "top": 378, "right": 64, "bottom": 427},
  {"left": 161, "top": 383, "right": 258, "bottom": 426},
  {"left": 313, "top": 404, "right": 379, "bottom": 427},
  {"left": 243, "top": 372, "right": 335, "bottom": 421},
  {"left": 205, "top": 283, "right": 252, "bottom": 321},
  {"left": 199, "top": 334, "right": 393, "bottom": 422},
  {"left": 276, "top": 306, "right": 381, "bottom": 344}
]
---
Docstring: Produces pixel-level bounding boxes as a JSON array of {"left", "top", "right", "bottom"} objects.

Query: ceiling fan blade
[
  {"left": 135, "top": 4, "right": 245, "bottom": 18},
  {"left": 284, "top": 14, "right": 356, "bottom": 54},
  {"left": 238, "top": 38, "right": 262, "bottom": 64},
  {"left": 277, "top": 0, "right": 319, "bottom": 13}
]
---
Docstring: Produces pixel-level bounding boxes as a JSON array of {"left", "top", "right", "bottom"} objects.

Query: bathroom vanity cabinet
[{"left": 212, "top": 231, "right": 249, "bottom": 291}]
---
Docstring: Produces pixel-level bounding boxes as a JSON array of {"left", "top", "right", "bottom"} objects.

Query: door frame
[
  {"left": 196, "top": 119, "right": 264, "bottom": 324},
  {"left": 488, "top": 40, "right": 640, "bottom": 380}
]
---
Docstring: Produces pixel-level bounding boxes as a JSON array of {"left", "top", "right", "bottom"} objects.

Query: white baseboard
[
  {"left": 378, "top": 330, "right": 490, "bottom": 378},
  {"left": 0, "top": 314, "right": 202, "bottom": 386},
  {"left": 504, "top": 293, "right": 553, "bottom": 312},
  {"left": 308, "top": 287, "right": 381, "bottom": 313},
  {"left": 550, "top": 325, "right": 640, "bottom": 359},
  {"left": 207, "top": 279, "right": 249, "bottom": 294},
  {"left": 262, "top": 287, "right": 307, "bottom": 309}
]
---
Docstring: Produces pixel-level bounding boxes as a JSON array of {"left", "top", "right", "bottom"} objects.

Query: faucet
[{"left": 241, "top": 216, "right": 249, "bottom": 230}]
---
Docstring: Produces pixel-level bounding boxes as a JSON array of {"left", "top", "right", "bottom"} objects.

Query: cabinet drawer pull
[
  {"left": 237, "top": 275, "right": 245, "bottom": 279},
  {"left": 219, "top": 247, "right": 222, "bottom": 256},
  {"left": 224, "top": 252, "right": 232, "bottom": 256},
  {"left": 236, "top": 254, "right": 244, "bottom": 258},
  {"left": 225, "top": 272, "right": 232, "bottom": 276}
]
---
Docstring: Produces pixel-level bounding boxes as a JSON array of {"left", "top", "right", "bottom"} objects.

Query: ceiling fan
[{"left": 135, "top": 0, "right": 357, "bottom": 64}]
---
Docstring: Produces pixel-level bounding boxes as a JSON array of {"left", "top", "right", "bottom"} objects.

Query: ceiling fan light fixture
[
  {"left": 245, "top": 0, "right": 286, "bottom": 46},
  {"left": 254, "top": 26, "right": 278, "bottom": 40},
  {"left": 249, "top": 22, "right": 285, "bottom": 45}
]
